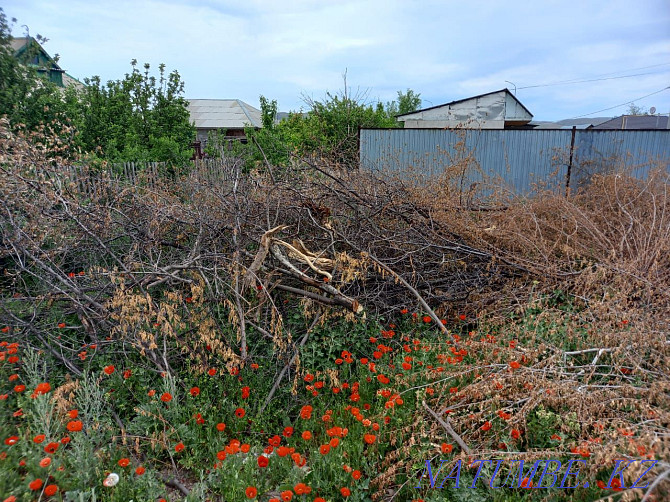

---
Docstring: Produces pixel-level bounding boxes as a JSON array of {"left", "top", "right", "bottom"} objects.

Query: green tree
[
  {"left": 397, "top": 88, "right": 422, "bottom": 115},
  {"left": 0, "top": 9, "right": 71, "bottom": 140},
  {"left": 385, "top": 88, "right": 422, "bottom": 117},
  {"left": 67, "top": 60, "right": 194, "bottom": 164},
  {"left": 283, "top": 88, "right": 397, "bottom": 166}
]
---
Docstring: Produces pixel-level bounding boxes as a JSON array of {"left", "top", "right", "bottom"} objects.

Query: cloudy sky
[{"left": 4, "top": 0, "right": 670, "bottom": 120}]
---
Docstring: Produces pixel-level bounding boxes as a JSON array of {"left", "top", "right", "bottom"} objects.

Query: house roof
[
  {"left": 187, "top": 99, "right": 262, "bottom": 129},
  {"left": 592, "top": 115, "right": 668, "bottom": 130},
  {"left": 395, "top": 88, "right": 533, "bottom": 119}
]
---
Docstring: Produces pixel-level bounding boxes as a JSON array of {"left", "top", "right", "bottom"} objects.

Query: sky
[{"left": 4, "top": 0, "right": 670, "bottom": 121}]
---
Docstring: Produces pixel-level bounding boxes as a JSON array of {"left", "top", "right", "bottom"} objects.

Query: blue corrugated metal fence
[{"left": 359, "top": 129, "right": 670, "bottom": 196}]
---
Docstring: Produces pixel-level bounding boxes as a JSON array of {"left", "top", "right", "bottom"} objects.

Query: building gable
[{"left": 397, "top": 89, "right": 533, "bottom": 129}]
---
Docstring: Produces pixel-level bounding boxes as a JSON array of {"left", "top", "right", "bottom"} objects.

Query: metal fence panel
[{"left": 360, "top": 129, "right": 670, "bottom": 196}]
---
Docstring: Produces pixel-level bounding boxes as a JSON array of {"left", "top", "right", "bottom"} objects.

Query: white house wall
[{"left": 504, "top": 93, "right": 533, "bottom": 122}]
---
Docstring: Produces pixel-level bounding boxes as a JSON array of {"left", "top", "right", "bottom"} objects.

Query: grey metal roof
[
  {"left": 187, "top": 99, "right": 262, "bottom": 129},
  {"left": 396, "top": 88, "right": 534, "bottom": 119},
  {"left": 10, "top": 37, "right": 32, "bottom": 52},
  {"left": 592, "top": 115, "right": 669, "bottom": 130}
]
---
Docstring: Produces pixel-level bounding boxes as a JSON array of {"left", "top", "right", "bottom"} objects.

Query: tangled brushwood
[{"left": 0, "top": 119, "right": 668, "bottom": 501}]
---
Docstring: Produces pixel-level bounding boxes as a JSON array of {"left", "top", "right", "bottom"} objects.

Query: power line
[
  {"left": 516, "top": 62, "right": 670, "bottom": 89},
  {"left": 518, "top": 70, "right": 668, "bottom": 90},
  {"left": 568, "top": 86, "right": 670, "bottom": 119}
]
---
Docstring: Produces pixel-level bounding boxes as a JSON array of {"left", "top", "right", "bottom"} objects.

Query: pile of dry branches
[{"left": 1, "top": 121, "right": 669, "bottom": 497}]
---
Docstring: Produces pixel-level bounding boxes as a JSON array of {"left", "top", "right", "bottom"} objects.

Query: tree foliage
[
  {"left": 0, "top": 9, "right": 194, "bottom": 164},
  {"left": 67, "top": 61, "right": 195, "bottom": 163},
  {"left": 0, "top": 9, "right": 71, "bottom": 139},
  {"left": 246, "top": 84, "right": 418, "bottom": 168}
]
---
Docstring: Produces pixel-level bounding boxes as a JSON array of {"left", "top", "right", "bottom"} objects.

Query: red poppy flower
[
  {"left": 245, "top": 486, "right": 257, "bottom": 499},
  {"left": 319, "top": 444, "right": 330, "bottom": 455},
  {"left": 283, "top": 426, "right": 294, "bottom": 438},
  {"left": 13, "top": 384, "right": 25, "bottom": 393},
  {"left": 364, "top": 434, "right": 377, "bottom": 445},
  {"left": 257, "top": 455, "right": 269, "bottom": 468},
  {"left": 44, "top": 484, "right": 58, "bottom": 496},
  {"left": 208, "top": 368, "right": 217, "bottom": 376},
  {"left": 29, "top": 478, "right": 44, "bottom": 491},
  {"left": 441, "top": 443, "right": 453, "bottom": 453},
  {"left": 280, "top": 490, "right": 293, "bottom": 501},
  {"left": 103, "top": 365, "right": 115, "bottom": 375},
  {"left": 511, "top": 429, "right": 522, "bottom": 439},
  {"left": 135, "top": 466, "right": 145, "bottom": 475},
  {"left": 509, "top": 361, "right": 521, "bottom": 370},
  {"left": 33, "top": 434, "right": 46, "bottom": 444},
  {"left": 340, "top": 487, "right": 351, "bottom": 497},
  {"left": 241, "top": 386, "right": 250, "bottom": 399},
  {"left": 39, "top": 457, "right": 52, "bottom": 468},
  {"left": 4, "top": 436, "right": 18, "bottom": 446},
  {"left": 216, "top": 422, "right": 226, "bottom": 432},
  {"left": 175, "top": 442, "right": 184, "bottom": 452},
  {"left": 301, "top": 430, "right": 312, "bottom": 440},
  {"left": 481, "top": 421, "right": 492, "bottom": 431},
  {"left": 235, "top": 407, "right": 245, "bottom": 418},
  {"left": 57, "top": 323, "right": 66, "bottom": 329},
  {"left": 34, "top": 382, "right": 51, "bottom": 395},
  {"left": 299, "top": 405, "right": 313, "bottom": 419},
  {"left": 459, "top": 314, "right": 466, "bottom": 321},
  {"left": 118, "top": 458, "right": 130, "bottom": 467},
  {"left": 44, "top": 442, "right": 59, "bottom": 454},
  {"left": 160, "top": 392, "right": 172, "bottom": 402},
  {"left": 66, "top": 420, "right": 83, "bottom": 432},
  {"left": 294, "top": 483, "right": 311, "bottom": 495},
  {"left": 123, "top": 369, "right": 132, "bottom": 379}
]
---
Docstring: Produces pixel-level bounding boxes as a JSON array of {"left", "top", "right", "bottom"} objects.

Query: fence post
[{"left": 565, "top": 126, "right": 576, "bottom": 196}]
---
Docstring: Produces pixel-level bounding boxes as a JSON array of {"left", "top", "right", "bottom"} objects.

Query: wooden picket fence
[{"left": 62, "top": 159, "right": 242, "bottom": 196}]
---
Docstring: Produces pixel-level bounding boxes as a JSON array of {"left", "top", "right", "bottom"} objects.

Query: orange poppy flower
[
  {"left": 301, "top": 430, "right": 312, "bottom": 440},
  {"left": 363, "top": 434, "right": 376, "bottom": 444},
  {"left": 39, "top": 457, "right": 51, "bottom": 468}
]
